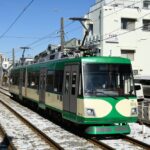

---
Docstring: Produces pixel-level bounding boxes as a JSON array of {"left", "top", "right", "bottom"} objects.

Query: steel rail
[
  {"left": 0, "top": 99, "right": 64, "bottom": 150},
  {"left": 88, "top": 137, "right": 115, "bottom": 150},
  {"left": 0, "top": 86, "right": 11, "bottom": 98},
  {"left": 0, "top": 86, "right": 9, "bottom": 92},
  {"left": 120, "top": 134, "right": 150, "bottom": 149},
  {"left": 1, "top": 86, "right": 150, "bottom": 149}
]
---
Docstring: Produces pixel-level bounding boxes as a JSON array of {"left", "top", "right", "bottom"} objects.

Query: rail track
[
  {"left": 0, "top": 87, "right": 100, "bottom": 149},
  {"left": 0, "top": 89, "right": 64, "bottom": 149},
  {"left": 0, "top": 100, "right": 64, "bottom": 149},
  {"left": 0, "top": 86, "right": 11, "bottom": 97},
  {"left": 87, "top": 135, "right": 150, "bottom": 150},
  {"left": 121, "top": 134, "right": 150, "bottom": 149},
  {"left": 0, "top": 86, "right": 150, "bottom": 150},
  {"left": 87, "top": 137, "right": 115, "bottom": 150}
]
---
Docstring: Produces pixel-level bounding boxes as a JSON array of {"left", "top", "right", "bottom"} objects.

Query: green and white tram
[{"left": 9, "top": 56, "right": 138, "bottom": 135}]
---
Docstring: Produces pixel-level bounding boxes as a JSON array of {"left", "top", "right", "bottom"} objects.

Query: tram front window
[{"left": 83, "top": 64, "right": 135, "bottom": 97}]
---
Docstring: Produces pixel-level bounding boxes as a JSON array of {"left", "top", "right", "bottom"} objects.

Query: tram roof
[{"left": 12, "top": 56, "right": 131, "bottom": 71}]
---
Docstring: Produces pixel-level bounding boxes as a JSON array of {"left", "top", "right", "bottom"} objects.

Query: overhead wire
[
  {"left": 26, "top": 21, "right": 75, "bottom": 47},
  {"left": 4, "top": 1, "right": 148, "bottom": 58},
  {"left": 102, "top": 10, "right": 150, "bottom": 40},
  {"left": 101, "top": 25, "right": 143, "bottom": 42},
  {"left": 87, "top": 0, "right": 116, "bottom": 15},
  {"left": 0, "top": 0, "right": 34, "bottom": 39},
  {"left": 2, "top": 35, "right": 40, "bottom": 39},
  {"left": 85, "top": 0, "right": 150, "bottom": 42},
  {"left": 87, "top": 0, "right": 143, "bottom": 31},
  {"left": 31, "top": 35, "right": 60, "bottom": 49},
  {"left": 1, "top": 13, "right": 75, "bottom": 58},
  {"left": 104, "top": 0, "right": 143, "bottom": 18},
  {"left": 26, "top": 0, "right": 147, "bottom": 48}
]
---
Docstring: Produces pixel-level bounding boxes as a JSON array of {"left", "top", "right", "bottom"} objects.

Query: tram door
[
  {"left": 63, "top": 64, "right": 79, "bottom": 114},
  {"left": 39, "top": 68, "right": 47, "bottom": 109},
  {"left": 19, "top": 70, "right": 23, "bottom": 100}
]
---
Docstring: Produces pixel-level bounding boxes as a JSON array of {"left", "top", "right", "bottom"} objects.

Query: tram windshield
[{"left": 83, "top": 63, "right": 135, "bottom": 97}]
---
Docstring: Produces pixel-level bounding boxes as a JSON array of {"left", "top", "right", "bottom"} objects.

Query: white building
[{"left": 85, "top": 0, "right": 150, "bottom": 76}]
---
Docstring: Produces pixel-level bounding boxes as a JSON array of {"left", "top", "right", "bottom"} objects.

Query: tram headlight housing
[
  {"left": 86, "top": 108, "right": 95, "bottom": 116},
  {"left": 131, "top": 107, "right": 138, "bottom": 116}
]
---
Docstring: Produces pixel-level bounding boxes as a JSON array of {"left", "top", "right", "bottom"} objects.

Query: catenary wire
[{"left": 0, "top": 0, "right": 34, "bottom": 39}]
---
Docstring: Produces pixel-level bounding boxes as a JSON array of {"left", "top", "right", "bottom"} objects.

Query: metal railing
[{"left": 138, "top": 101, "right": 150, "bottom": 124}]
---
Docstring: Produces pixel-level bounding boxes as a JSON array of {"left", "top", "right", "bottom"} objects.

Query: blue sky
[{"left": 0, "top": 0, "right": 95, "bottom": 60}]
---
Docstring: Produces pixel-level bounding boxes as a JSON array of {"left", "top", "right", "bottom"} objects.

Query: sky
[{"left": 0, "top": 0, "right": 95, "bottom": 60}]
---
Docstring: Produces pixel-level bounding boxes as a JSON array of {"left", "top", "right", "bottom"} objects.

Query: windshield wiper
[{"left": 95, "top": 91, "right": 118, "bottom": 100}]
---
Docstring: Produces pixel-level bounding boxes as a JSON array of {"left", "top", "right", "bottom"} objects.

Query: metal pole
[
  {"left": 12, "top": 48, "right": 15, "bottom": 67},
  {"left": 60, "top": 17, "right": 65, "bottom": 51}
]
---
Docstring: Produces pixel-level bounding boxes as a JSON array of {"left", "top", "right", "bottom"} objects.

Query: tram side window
[
  {"left": 22, "top": 70, "right": 25, "bottom": 86},
  {"left": 35, "top": 73, "right": 39, "bottom": 88},
  {"left": 72, "top": 72, "right": 77, "bottom": 95},
  {"left": 78, "top": 74, "right": 82, "bottom": 96},
  {"left": 9, "top": 72, "right": 13, "bottom": 84},
  {"left": 65, "top": 73, "right": 70, "bottom": 94},
  {"left": 54, "top": 70, "right": 63, "bottom": 93},
  {"left": 46, "top": 71, "right": 54, "bottom": 92},
  {"left": 27, "top": 72, "right": 38, "bottom": 89},
  {"left": 13, "top": 72, "right": 19, "bottom": 85},
  {"left": 27, "top": 72, "right": 31, "bottom": 88},
  {"left": 12, "top": 73, "right": 15, "bottom": 85}
]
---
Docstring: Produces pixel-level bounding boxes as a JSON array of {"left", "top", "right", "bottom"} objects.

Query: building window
[
  {"left": 121, "top": 50, "right": 135, "bottom": 61},
  {"left": 121, "top": 18, "right": 136, "bottom": 30},
  {"left": 88, "top": 23, "right": 93, "bottom": 35},
  {"left": 143, "top": 1, "right": 150, "bottom": 9},
  {"left": 143, "top": 20, "right": 150, "bottom": 31}
]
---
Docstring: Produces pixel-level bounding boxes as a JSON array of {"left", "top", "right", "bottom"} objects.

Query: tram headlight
[
  {"left": 86, "top": 108, "right": 95, "bottom": 116},
  {"left": 131, "top": 107, "right": 138, "bottom": 116}
]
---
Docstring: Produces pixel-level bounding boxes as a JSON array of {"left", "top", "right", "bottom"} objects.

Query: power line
[
  {"left": 26, "top": 22, "right": 75, "bottom": 47},
  {"left": 104, "top": 0, "right": 143, "bottom": 18},
  {"left": 87, "top": 0, "right": 116, "bottom": 15},
  {"left": 3, "top": 35, "right": 40, "bottom": 39},
  {"left": 1, "top": 21, "right": 75, "bottom": 59},
  {"left": 0, "top": 0, "right": 34, "bottom": 39},
  {"left": 102, "top": 25, "right": 143, "bottom": 42},
  {"left": 103, "top": 11, "right": 150, "bottom": 40},
  {"left": 85, "top": 0, "right": 150, "bottom": 42},
  {"left": 31, "top": 35, "right": 60, "bottom": 49},
  {"left": 88, "top": 0, "right": 143, "bottom": 23},
  {"left": 27, "top": 31, "right": 59, "bottom": 47},
  {"left": 66, "top": 26, "right": 82, "bottom": 35}
]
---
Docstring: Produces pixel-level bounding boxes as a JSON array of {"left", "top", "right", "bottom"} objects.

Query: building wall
[{"left": 85, "top": 0, "right": 150, "bottom": 76}]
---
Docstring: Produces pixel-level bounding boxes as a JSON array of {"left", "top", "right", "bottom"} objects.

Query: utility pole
[
  {"left": 20, "top": 47, "right": 30, "bottom": 65},
  {"left": 60, "top": 17, "right": 65, "bottom": 51},
  {"left": 12, "top": 48, "right": 15, "bottom": 67}
]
